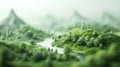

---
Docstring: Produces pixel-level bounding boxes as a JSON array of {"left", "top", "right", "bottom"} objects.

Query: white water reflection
[
  {"left": 37, "top": 38, "right": 86, "bottom": 62},
  {"left": 37, "top": 38, "right": 64, "bottom": 54}
]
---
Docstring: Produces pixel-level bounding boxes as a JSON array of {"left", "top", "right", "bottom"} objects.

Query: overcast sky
[{"left": 0, "top": 0, "right": 120, "bottom": 25}]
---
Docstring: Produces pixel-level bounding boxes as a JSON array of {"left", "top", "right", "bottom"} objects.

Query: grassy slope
[
  {"left": 52, "top": 28, "right": 120, "bottom": 54},
  {"left": 114, "top": 32, "right": 120, "bottom": 36}
]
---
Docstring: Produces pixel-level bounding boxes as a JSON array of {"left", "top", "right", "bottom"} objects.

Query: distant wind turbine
[
  {"left": 80, "top": 18, "right": 88, "bottom": 30},
  {"left": 6, "top": 29, "right": 9, "bottom": 43}
]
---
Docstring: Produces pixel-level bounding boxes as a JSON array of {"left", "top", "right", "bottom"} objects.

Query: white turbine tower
[
  {"left": 80, "top": 18, "right": 88, "bottom": 30},
  {"left": 6, "top": 28, "right": 9, "bottom": 43}
]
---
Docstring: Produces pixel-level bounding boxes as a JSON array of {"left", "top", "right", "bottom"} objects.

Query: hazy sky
[{"left": 0, "top": 0, "right": 120, "bottom": 25}]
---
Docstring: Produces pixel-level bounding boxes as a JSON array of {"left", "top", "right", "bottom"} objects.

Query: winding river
[
  {"left": 37, "top": 38, "right": 64, "bottom": 54},
  {"left": 37, "top": 38, "right": 86, "bottom": 62}
]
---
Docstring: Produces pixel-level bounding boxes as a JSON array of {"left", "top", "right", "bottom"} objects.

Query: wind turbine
[
  {"left": 5, "top": 28, "right": 9, "bottom": 43},
  {"left": 80, "top": 18, "right": 88, "bottom": 30}
]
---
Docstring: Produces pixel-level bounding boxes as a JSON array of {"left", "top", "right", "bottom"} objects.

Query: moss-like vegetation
[
  {"left": 0, "top": 41, "right": 79, "bottom": 67},
  {"left": 73, "top": 43, "right": 120, "bottom": 67},
  {"left": 52, "top": 28, "right": 120, "bottom": 54},
  {"left": 0, "top": 39, "right": 120, "bottom": 67},
  {"left": 0, "top": 25, "right": 51, "bottom": 42},
  {"left": 0, "top": 28, "right": 120, "bottom": 67}
]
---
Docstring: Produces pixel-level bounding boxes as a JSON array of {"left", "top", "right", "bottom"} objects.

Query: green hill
[
  {"left": 0, "top": 25, "right": 51, "bottom": 42},
  {"left": 52, "top": 28, "right": 120, "bottom": 54}
]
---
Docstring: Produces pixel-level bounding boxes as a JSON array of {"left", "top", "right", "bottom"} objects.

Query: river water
[
  {"left": 37, "top": 38, "right": 64, "bottom": 54},
  {"left": 37, "top": 38, "right": 86, "bottom": 62}
]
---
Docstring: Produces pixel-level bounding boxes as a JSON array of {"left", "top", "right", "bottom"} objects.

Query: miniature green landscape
[
  {"left": 0, "top": 9, "right": 120, "bottom": 67},
  {"left": 0, "top": 29, "right": 120, "bottom": 67}
]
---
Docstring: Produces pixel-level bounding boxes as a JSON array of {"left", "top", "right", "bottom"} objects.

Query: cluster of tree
[
  {"left": 0, "top": 25, "right": 52, "bottom": 43},
  {"left": 52, "top": 28, "right": 120, "bottom": 54},
  {"left": 72, "top": 43, "right": 120, "bottom": 67},
  {"left": 0, "top": 41, "right": 79, "bottom": 67}
]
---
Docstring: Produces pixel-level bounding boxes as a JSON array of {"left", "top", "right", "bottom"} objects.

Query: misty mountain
[
  {"left": 0, "top": 10, "right": 26, "bottom": 31},
  {"left": 39, "top": 11, "right": 88, "bottom": 32},
  {"left": 88, "top": 12, "right": 120, "bottom": 32},
  {"left": 101, "top": 12, "right": 120, "bottom": 26},
  {"left": 100, "top": 12, "right": 120, "bottom": 31}
]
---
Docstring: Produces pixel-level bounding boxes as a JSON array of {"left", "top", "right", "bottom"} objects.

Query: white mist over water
[
  {"left": 37, "top": 38, "right": 64, "bottom": 54},
  {"left": 37, "top": 38, "right": 86, "bottom": 61}
]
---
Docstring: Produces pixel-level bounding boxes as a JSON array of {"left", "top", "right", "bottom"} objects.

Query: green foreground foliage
[
  {"left": 73, "top": 44, "right": 120, "bottom": 67},
  {"left": 0, "top": 41, "right": 79, "bottom": 67},
  {"left": 0, "top": 40, "right": 120, "bottom": 67}
]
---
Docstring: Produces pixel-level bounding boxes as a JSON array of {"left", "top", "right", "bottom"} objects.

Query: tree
[
  {"left": 44, "top": 56, "right": 53, "bottom": 67},
  {"left": 19, "top": 43, "right": 27, "bottom": 53},
  {"left": 85, "top": 35, "right": 90, "bottom": 41},
  {"left": 56, "top": 54, "right": 62, "bottom": 61},
  {"left": 92, "top": 31, "right": 98, "bottom": 37},
  {"left": 26, "top": 31, "right": 33, "bottom": 38},
  {"left": 64, "top": 46, "right": 72, "bottom": 55},
  {"left": 87, "top": 41, "right": 93, "bottom": 47},
  {"left": 0, "top": 47, "right": 13, "bottom": 67},
  {"left": 94, "top": 39, "right": 100, "bottom": 47},
  {"left": 77, "top": 37, "right": 86, "bottom": 46},
  {"left": 31, "top": 52, "right": 43, "bottom": 62},
  {"left": 29, "top": 39, "right": 36, "bottom": 45}
]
